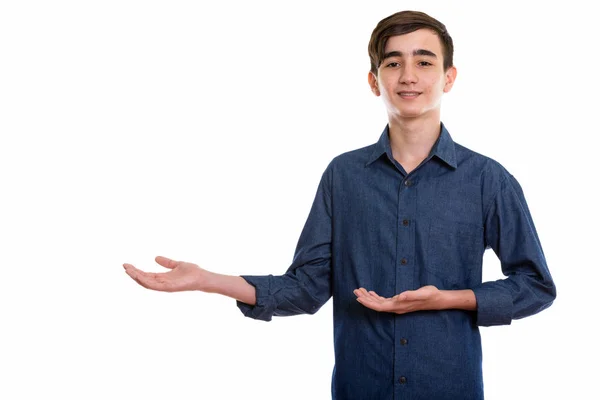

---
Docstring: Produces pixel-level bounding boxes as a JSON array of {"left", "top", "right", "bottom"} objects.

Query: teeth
[{"left": 400, "top": 92, "right": 419, "bottom": 95}]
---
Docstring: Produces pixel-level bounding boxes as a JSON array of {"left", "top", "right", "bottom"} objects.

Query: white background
[{"left": 1, "top": 1, "right": 598, "bottom": 399}]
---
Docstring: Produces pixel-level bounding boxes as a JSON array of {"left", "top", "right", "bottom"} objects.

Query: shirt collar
[{"left": 365, "top": 123, "right": 457, "bottom": 169}]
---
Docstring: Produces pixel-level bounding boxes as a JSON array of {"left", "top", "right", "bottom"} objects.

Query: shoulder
[
  {"left": 319, "top": 142, "right": 379, "bottom": 177},
  {"left": 454, "top": 141, "right": 513, "bottom": 185},
  {"left": 330, "top": 143, "right": 378, "bottom": 167},
  {"left": 453, "top": 141, "right": 527, "bottom": 213},
  {"left": 315, "top": 142, "right": 380, "bottom": 191}
]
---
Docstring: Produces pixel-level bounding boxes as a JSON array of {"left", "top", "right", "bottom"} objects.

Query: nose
[{"left": 399, "top": 63, "right": 417, "bottom": 85}]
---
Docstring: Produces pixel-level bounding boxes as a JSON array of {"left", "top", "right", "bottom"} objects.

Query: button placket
[{"left": 395, "top": 175, "right": 416, "bottom": 390}]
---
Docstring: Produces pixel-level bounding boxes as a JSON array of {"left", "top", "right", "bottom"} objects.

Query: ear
[
  {"left": 368, "top": 71, "right": 380, "bottom": 96},
  {"left": 443, "top": 66, "right": 457, "bottom": 93}
]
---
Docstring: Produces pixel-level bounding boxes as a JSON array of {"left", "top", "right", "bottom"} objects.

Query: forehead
[{"left": 384, "top": 29, "right": 443, "bottom": 55}]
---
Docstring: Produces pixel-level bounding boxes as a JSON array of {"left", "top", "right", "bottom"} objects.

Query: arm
[
  {"left": 354, "top": 285, "right": 476, "bottom": 313},
  {"left": 471, "top": 174, "right": 556, "bottom": 326},
  {"left": 124, "top": 165, "right": 334, "bottom": 322},
  {"left": 355, "top": 174, "right": 555, "bottom": 321},
  {"left": 207, "top": 273, "right": 256, "bottom": 305},
  {"left": 123, "top": 256, "right": 257, "bottom": 305},
  {"left": 236, "top": 167, "right": 334, "bottom": 321}
]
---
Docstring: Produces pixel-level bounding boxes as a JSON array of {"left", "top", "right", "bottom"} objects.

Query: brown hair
[{"left": 368, "top": 10, "right": 454, "bottom": 74}]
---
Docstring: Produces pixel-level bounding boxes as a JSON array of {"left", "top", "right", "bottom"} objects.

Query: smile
[{"left": 398, "top": 92, "right": 421, "bottom": 98}]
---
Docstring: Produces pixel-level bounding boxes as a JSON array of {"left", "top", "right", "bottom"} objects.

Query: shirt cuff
[
  {"left": 472, "top": 284, "right": 513, "bottom": 326},
  {"left": 236, "top": 275, "right": 275, "bottom": 322}
]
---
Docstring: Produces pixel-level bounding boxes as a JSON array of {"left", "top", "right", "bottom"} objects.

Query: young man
[{"left": 124, "top": 10, "right": 556, "bottom": 399}]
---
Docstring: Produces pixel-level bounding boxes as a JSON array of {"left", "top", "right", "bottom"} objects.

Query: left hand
[{"left": 354, "top": 285, "right": 442, "bottom": 314}]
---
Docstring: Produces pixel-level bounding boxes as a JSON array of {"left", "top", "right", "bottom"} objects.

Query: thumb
[
  {"left": 155, "top": 256, "right": 179, "bottom": 269},
  {"left": 397, "top": 290, "right": 414, "bottom": 301}
]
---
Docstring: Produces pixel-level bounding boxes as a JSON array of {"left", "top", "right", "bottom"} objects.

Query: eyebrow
[{"left": 382, "top": 49, "right": 438, "bottom": 60}]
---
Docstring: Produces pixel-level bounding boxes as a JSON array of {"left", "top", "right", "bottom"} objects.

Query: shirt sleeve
[
  {"left": 472, "top": 174, "right": 556, "bottom": 327},
  {"left": 236, "top": 165, "right": 333, "bottom": 322}
]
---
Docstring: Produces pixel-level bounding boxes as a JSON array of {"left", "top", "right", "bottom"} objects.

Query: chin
[
  {"left": 396, "top": 109, "right": 424, "bottom": 119},
  {"left": 394, "top": 104, "right": 440, "bottom": 120}
]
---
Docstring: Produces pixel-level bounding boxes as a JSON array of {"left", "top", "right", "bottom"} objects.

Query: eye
[
  {"left": 385, "top": 62, "right": 401, "bottom": 68},
  {"left": 418, "top": 61, "right": 432, "bottom": 67}
]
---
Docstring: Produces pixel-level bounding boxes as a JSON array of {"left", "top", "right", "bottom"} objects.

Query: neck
[{"left": 387, "top": 116, "right": 442, "bottom": 174}]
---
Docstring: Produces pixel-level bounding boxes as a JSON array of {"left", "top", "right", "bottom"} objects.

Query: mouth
[{"left": 397, "top": 91, "right": 421, "bottom": 99}]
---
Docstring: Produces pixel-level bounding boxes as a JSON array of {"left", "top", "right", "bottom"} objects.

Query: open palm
[{"left": 123, "top": 256, "right": 207, "bottom": 292}]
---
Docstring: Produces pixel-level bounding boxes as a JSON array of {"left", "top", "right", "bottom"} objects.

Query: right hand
[{"left": 123, "top": 256, "right": 210, "bottom": 292}]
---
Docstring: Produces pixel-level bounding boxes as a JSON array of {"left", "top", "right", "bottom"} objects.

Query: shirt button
[
  {"left": 404, "top": 179, "right": 413, "bottom": 187},
  {"left": 402, "top": 219, "right": 409, "bottom": 226},
  {"left": 401, "top": 258, "right": 408, "bottom": 265},
  {"left": 400, "top": 338, "right": 408, "bottom": 345},
  {"left": 399, "top": 376, "right": 407, "bottom": 384}
]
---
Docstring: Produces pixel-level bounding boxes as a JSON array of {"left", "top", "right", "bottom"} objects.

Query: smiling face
[{"left": 368, "top": 29, "right": 457, "bottom": 122}]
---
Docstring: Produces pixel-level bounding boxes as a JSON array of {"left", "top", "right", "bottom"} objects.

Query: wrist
[
  {"left": 197, "top": 270, "right": 217, "bottom": 293},
  {"left": 437, "top": 289, "right": 476, "bottom": 311},
  {"left": 434, "top": 290, "right": 450, "bottom": 310}
]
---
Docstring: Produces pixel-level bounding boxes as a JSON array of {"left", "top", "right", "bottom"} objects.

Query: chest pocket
[{"left": 425, "top": 218, "right": 484, "bottom": 287}]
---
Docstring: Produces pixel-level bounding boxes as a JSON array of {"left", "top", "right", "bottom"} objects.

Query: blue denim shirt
[{"left": 237, "top": 124, "right": 556, "bottom": 400}]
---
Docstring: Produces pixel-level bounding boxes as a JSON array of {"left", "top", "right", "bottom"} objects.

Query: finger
[
  {"left": 124, "top": 266, "right": 150, "bottom": 288},
  {"left": 155, "top": 256, "right": 178, "bottom": 269},
  {"left": 357, "top": 296, "right": 388, "bottom": 312},
  {"left": 355, "top": 288, "right": 384, "bottom": 301},
  {"left": 125, "top": 268, "right": 171, "bottom": 292},
  {"left": 123, "top": 264, "right": 166, "bottom": 290},
  {"left": 125, "top": 264, "right": 170, "bottom": 280},
  {"left": 369, "top": 291, "right": 385, "bottom": 301},
  {"left": 124, "top": 263, "right": 151, "bottom": 274},
  {"left": 397, "top": 290, "right": 415, "bottom": 301},
  {"left": 124, "top": 263, "right": 158, "bottom": 278},
  {"left": 123, "top": 263, "right": 143, "bottom": 275},
  {"left": 356, "top": 296, "right": 377, "bottom": 308},
  {"left": 357, "top": 295, "right": 381, "bottom": 306},
  {"left": 366, "top": 291, "right": 380, "bottom": 301}
]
